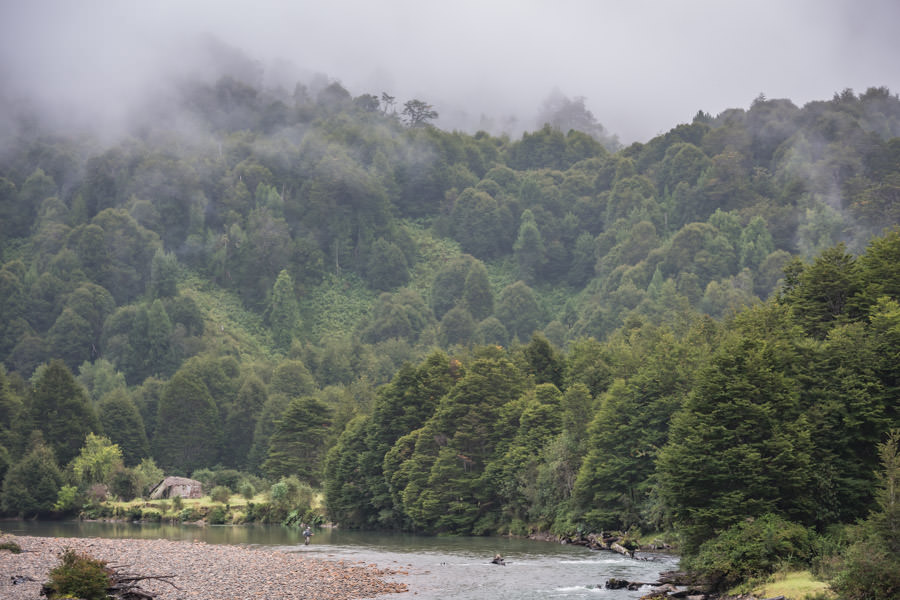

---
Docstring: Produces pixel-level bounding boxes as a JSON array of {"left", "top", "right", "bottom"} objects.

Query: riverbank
[{"left": 0, "top": 534, "right": 407, "bottom": 600}]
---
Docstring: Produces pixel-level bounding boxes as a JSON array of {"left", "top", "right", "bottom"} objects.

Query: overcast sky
[{"left": 2, "top": 0, "right": 899, "bottom": 142}]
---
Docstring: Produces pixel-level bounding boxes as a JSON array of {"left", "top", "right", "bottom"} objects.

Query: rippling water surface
[{"left": 7, "top": 521, "right": 678, "bottom": 599}]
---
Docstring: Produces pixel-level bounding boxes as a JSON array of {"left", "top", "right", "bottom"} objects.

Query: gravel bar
[{"left": 0, "top": 534, "right": 408, "bottom": 600}]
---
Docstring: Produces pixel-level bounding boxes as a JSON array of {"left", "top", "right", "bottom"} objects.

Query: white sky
[{"left": 2, "top": 0, "right": 899, "bottom": 142}]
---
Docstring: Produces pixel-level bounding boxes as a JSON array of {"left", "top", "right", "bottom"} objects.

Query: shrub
[
  {"left": 141, "top": 509, "right": 162, "bottom": 523},
  {"left": 178, "top": 507, "right": 200, "bottom": 522},
  {"left": 239, "top": 482, "right": 255, "bottom": 500},
  {"left": 0, "top": 540, "right": 22, "bottom": 553},
  {"left": 171, "top": 495, "right": 183, "bottom": 511},
  {"left": 208, "top": 506, "right": 227, "bottom": 525},
  {"left": 683, "top": 513, "right": 816, "bottom": 592},
  {"left": 44, "top": 548, "right": 111, "bottom": 600},
  {"left": 125, "top": 506, "right": 143, "bottom": 521},
  {"left": 210, "top": 485, "right": 232, "bottom": 504},
  {"left": 53, "top": 485, "right": 81, "bottom": 514}
]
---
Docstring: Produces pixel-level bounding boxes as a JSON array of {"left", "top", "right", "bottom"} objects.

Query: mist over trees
[{"left": 1, "top": 40, "right": 900, "bottom": 593}]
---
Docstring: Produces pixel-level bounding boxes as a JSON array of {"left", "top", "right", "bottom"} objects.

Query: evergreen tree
[
  {"left": 438, "top": 306, "right": 476, "bottom": 347},
  {"left": 0, "top": 434, "right": 63, "bottom": 516},
  {"left": 30, "top": 360, "right": 101, "bottom": 466},
  {"left": 223, "top": 375, "right": 267, "bottom": 470},
  {"left": 47, "top": 308, "right": 95, "bottom": 370},
  {"left": 513, "top": 209, "right": 546, "bottom": 283},
  {"left": 262, "top": 396, "right": 332, "bottom": 485},
  {"left": 657, "top": 310, "right": 815, "bottom": 554},
  {"left": 365, "top": 238, "right": 409, "bottom": 290},
  {"left": 496, "top": 281, "right": 543, "bottom": 342},
  {"left": 462, "top": 260, "right": 494, "bottom": 320},
  {"left": 97, "top": 388, "right": 149, "bottom": 467},
  {"left": 153, "top": 368, "right": 221, "bottom": 474},
  {"left": 268, "top": 269, "right": 301, "bottom": 351}
]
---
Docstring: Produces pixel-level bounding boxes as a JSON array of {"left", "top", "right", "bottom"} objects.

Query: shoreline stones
[{"left": 0, "top": 534, "right": 406, "bottom": 600}]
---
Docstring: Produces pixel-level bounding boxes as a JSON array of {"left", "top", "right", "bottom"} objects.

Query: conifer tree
[
  {"left": 268, "top": 269, "right": 301, "bottom": 351},
  {"left": 262, "top": 396, "right": 332, "bottom": 485},
  {"left": 29, "top": 360, "right": 101, "bottom": 466},
  {"left": 0, "top": 433, "right": 63, "bottom": 516},
  {"left": 153, "top": 368, "right": 221, "bottom": 474},
  {"left": 97, "top": 389, "right": 149, "bottom": 466}
]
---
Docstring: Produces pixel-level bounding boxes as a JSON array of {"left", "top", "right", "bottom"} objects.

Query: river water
[{"left": 4, "top": 521, "right": 678, "bottom": 599}]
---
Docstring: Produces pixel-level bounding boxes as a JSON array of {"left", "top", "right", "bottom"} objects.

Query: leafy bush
[
  {"left": 208, "top": 505, "right": 227, "bottom": 524},
  {"left": 683, "top": 513, "right": 816, "bottom": 592},
  {"left": 141, "top": 509, "right": 162, "bottom": 523},
  {"left": 0, "top": 540, "right": 22, "bottom": 553},
  {"left": 44, "top": 548, "right": 111, "bottom": 600},
  {"left": 178, "top": 507, "right": 201, "bottom": 522},
  {"left": 210, "top": 485, "right": 232, "bottom": 503},
  {"left": 53, "top": 485, "right": 81, "bottom": 513},
  {"left": 171, "top": 495, "right": 183, "bottom": 511},
  {"left": 125, "top": 505, "right": 143, "bottom": 521},
  {"left": 239, "top": 482, "right": 255, "bottom": 500}
]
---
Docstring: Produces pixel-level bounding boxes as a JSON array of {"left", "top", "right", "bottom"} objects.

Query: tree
[
  {"left": 223, "top": 375, "right": 267, "bottom": 470},
  {"left": 438, "top": 306, "right": 476, "bottom": 347},
  {"left": 831, "top": 430, "right": 900, "bottom": 600},
  {"left": 47, "top": 309, "right": 95, "bottom": 371},
  {"left": 148, "top": 248, "right": 179, "bottom": 298},
  {"left": 395, "top": 347, "right": 526, "bottom": 533},
  {"left": 402, "top": 99, "right": 438, "bottom": 127},
  {"left": 781, "top": 243, "right": 861, "bottom": 338},
  {"left": 0, "top": 434, "right": 63, "bottom": 516},
  {"left": 153, "top": 368, "right": 221, "bottom": 474},
  {"left": 365, "top": 238, "right": 409, "bottom": 290},
  {"left": 268, "top": 269, "right": 301, "bottom": 351},
  {"left": 462, "top": 260, "right": 493, "bottom": 320},
  {"left": 657, "top": 316, "right": 814, "bottom": 554},
  {"left": 97, "top": 389, "right": 149, "bottom": 467},
  {"left": 513, "top": 209, "right": 546, "bottom": 283},
  {"left": 431, "top": 255, "right": 476, "bottom": 319},
  {"left": 30, "top": 360, "right": 101, "bottom": 466},
  {"left": 450, "top": 189, "right": 512, "bottom": 259},
  {"left": 70, "top": 433, "right": 124, "bottom": 488},
  {"left": 496, "top": 281, "right": 543, "bottom": 342},
  {"left": 262, "top": 396, "right": 333, "bottom": 485}
]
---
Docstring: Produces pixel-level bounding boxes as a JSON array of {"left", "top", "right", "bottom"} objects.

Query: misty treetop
[{"left": 1, "top": 57, "right": 900, "bottom": 592}]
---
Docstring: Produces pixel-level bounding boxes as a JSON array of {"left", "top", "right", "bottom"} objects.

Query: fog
[{"left": 2, "top": 0, "right": 899, "bottom": 142}]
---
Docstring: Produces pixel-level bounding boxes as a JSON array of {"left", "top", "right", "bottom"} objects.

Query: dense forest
[{"left": 1, "top": 47, "right": 900, "bottom": 595}]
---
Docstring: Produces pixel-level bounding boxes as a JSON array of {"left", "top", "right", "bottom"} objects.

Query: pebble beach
[{"left": 0, "top": 534, "right": 408, "bottom": 600}]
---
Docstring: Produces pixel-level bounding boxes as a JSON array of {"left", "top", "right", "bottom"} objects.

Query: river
[{"left": 4, "top": 521, "right": 679, "bottom": 599}]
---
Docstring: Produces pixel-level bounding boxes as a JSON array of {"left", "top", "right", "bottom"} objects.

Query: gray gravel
[{"left": 0, "top": 534, "right": 408, "bottom": 600}]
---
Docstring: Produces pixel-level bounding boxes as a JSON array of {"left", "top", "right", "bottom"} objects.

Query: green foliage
[
  {"left": 268, "top": 269, "right": 301, "bottom": 351},
  {"left": 210, "top": 485, "right": 232, "bottom": 503},
  {"left": 130, "top": 458, "right": 164, "bottom": 499},
  {"left": 0, "top": 540, "right": 22, "bottom": 553},
  {"left": 45, "top": 548, "right": 112, "bottom": 600},
  {"left": 30, "top": 360, "right": 100, "bottom": 464},
  {"left": 97, "top": 389, "right": 149, "bottom": 467},
  {"left": 683, "top": 513, "right": 817, "bottom": 592},
  {"left": 70, "top": 433, "right": 124, "bottom": 488},
  {"left": 4, "top": 73, "right": 900, "bottom": 550},
  {"left": 262, "top": 396, "right": 332, "bottom": 484},
  {"left": 829, "top": 430, "right": 900, "bottom": 600},
  {"left": 1, "top": 436, "right": 64, "bottom": 516},
  {"left": 153, "top": 367, "right": 221, "bottom": 473},
  {"left": 53, "top": 485, "right": 80, "bottom": 513},
  {"left": 657, "top": 309, "right": 815, "bottom": 554}
]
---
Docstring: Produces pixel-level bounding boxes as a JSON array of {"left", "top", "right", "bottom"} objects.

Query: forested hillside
[{"left": 2, "top": 55, "right": 900, "bottom": 593}]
